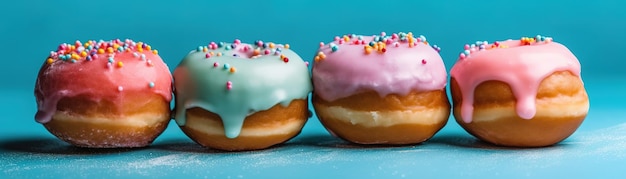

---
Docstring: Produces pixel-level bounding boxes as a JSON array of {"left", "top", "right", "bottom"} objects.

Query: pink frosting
[
  {"left": 312, "top": 33, "right": 448, "bottom": 102},
  {"left": 34, "top": 40, "right": 173, "bottom": 124},
  {"left": 450, "top": 37, "right": 582, "bottom": 123}
]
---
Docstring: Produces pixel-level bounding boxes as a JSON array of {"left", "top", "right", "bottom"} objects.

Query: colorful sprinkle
[
  {"left": 117, "top": 61, "right": 123, "bottom": 67},
  {"left": 229, "top": 67, "right": 236, "bottom": 73},
  {"left": 226, "top": 81, "right": 233, "bottom": 90},
  {"left": 224, "top": 63, "right": 230, "bottom": 69},
  {"left": 117, "top": 86, "right": 124, "bottom": 92},
  {"left": 148, "top": 82, "right": 155, "bottom": 88},
  {"left": 213, "top": 62, "right": 219, "bottom": 67}
]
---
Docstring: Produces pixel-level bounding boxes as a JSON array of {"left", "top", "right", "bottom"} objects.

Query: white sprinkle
[{"left": 117, "top": 86, "right": 124, "bottom": 92}]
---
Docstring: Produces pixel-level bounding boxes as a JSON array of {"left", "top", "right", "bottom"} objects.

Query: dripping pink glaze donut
[
  {"left": 449, "top": 36, "right": 590, "bottom": 147},
  {"left": 312, "top": 32, "right": 451, "bottom": 145},
  {"left": 34, "top": 39, "right": 173, "bottom": 148}
]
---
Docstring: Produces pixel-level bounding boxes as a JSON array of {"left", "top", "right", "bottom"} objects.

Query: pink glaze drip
[
  {"left": 450, "top": 38, "right": 581, "bottom": 123},
  {"left": 312, "top": 33, "right": 448, "bottom": 102},
  {"left": 34, "top": 40, "right": 173, "bottom": 123}
]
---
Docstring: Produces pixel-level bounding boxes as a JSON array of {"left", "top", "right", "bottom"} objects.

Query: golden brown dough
[
  {"left": 313, "top": 90, "right": 450, "bottom": 145},
  {"left": 450, "top": 71, "right": 589, "bottom": 147},
  {"left": 179, "top": 100, "right": 308, "bottom": 151}
]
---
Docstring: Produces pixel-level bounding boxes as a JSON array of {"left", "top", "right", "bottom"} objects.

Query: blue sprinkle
[
  {"left": 225, "top": 46, "right": 232, "bottom": 50},
  {"left": 86, "top": 56, "right": 92, "bottom": 61},
  {"left": 233, "top": 54, "right": 238, "bottom": 57},
  {"left": 108, "top": 57, "right": 114, "bottom": 63},
  {"left": 463, "top": 50, "right": 471, "bottom": 55},
  {"left": 197, "top": 46, "right": 203, "bottom": 52},
  {"left": 369, "top": 41, "right": 375, "bottom": 47},
  {"left": 374, "top": 36, "right": 380, "bottom": 42},
  {"left": 218, "top": 42, "right": 225, "bottom": 48},
  {"left": 231, "top": 44, "right": 237, "bottom": 49},
  {"left": 331, "top": 45, "right": 339, "bottom": 52},
  {"left": 148, "top": 82, "right": 155, "bottom": 88},
  {"left": 276, "top": 47, "right": 282, "bottom": 52},
  {"left": 223, "top": 63, "right": 230, "bottom": 69},
  {"left": 358, "top": 36, "right": 363, "bottom": 40},
  {"left": 71, "top": 59, "right": 77, "bottom": 63}
]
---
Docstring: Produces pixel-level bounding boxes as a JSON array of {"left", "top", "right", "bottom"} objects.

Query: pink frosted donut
[
  {"left": 450, "top": 36, "right": 590, "bottom": 147},
  {"left": 34, "top": 39, "right": 173, "bottom": 148},
  {"left": 312, "top": 32, "right": 450, "bottom": 145}
]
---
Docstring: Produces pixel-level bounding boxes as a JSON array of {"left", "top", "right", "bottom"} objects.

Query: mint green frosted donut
[{"left": 173, "top": 40, "right": 312, "bottom": 138}]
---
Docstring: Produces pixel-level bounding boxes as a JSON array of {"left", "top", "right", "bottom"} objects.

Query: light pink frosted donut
[{"left": 311, "top": 32, "right": 450, "bottom": 145}]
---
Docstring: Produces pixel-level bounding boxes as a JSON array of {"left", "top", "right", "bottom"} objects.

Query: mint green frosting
[{"left": 173, "top": 42, "right": 312, "bottom": 138}]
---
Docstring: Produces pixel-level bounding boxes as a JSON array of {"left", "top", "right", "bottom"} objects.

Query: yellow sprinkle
[
  {"left": 97, "top": 49, "right": 105, "bottom": 54},
  {"left": 146, "top": 45, "right": 152, "bottom": 51},
  {"left": 210, "top": 51, "right": 215, "bottom": 55},
  {"left": 138, "top": 48, "right": 143, "bottom": 52},
  {"left": 343, "top": 36, "right": 349, "bottom": 42},
  {"left": 229, "top": 67, "right": 236, "bottom": 73},
  {"left": 107, "top": 47, "right": 114, "bottom": 53},
  {"left": 70, "top": 45, "right": 76, "bottom": 51},
  {"left": 280, "top": 55, "right": 286, "bottom": 59},
  {"left": 46, "top": 58, "right": 54, "bottom": 64},
  {"left": 152, "top": 49, "right": 158, "bottom": 54},
  {"left": 80, "top": 51, "right": 88, "bottom": 57},
  {"left": 253, "top": 49, "right": 260, "bottom": 56},
  {"left": 314, "top": 56, "right": 320, "bottom": 62},
  {"left": 364, "top": 48, "right": 372, "bottom": 54},
  {"left": 117, "top": 61, "right": 123, "bottom": 67},
  {"left": 217, "top": 52, "right": 222, "bottom": 56},
  {"left": 203, "top": 47, "right": 208, "bottom": 52},
  {"left": 269, "top": 43, "right": 275, "bottom": 48},
  {"left": 317, "top": 52, "right": 325, "bottom": 56},
  {"left": 71, "top": 53, "right": 80, "bottom": 59},
  {"left": 284, "top": 44, "right": 290, "bottom": 49},
  {"left": 113, "top": 44, "right": 120, "bottom": 50},
  {"left": 320, "top": 54, "right": 326, "bottom": 59},
  {"left": 409, "top": 43, "right": 415, "bottom": 48}
]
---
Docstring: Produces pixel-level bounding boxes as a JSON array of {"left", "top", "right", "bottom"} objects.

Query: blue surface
[{"left": 2, "top": 0, "right": 626, "bottom": 178}]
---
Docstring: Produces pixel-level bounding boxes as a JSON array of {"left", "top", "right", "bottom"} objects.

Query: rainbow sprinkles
[
  {"left": 459, "top": 35, "right": 553, "bottom": 59},
  {"left": 315, "top": 32, "right": 442, "bottom": 62}
]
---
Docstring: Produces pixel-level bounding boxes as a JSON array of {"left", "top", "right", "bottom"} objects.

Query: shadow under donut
[
  {"left": 149, "top": 139, "right": 235, "bottom": 154},
  {"left": 428, "top": 133, "right": 573, "bottom": 150},
  {"left": 0, "top": 136, "right": 145, "bottom": 155},
  {"left": 287, "top": 134, "right": 427, "bottom": 150}
]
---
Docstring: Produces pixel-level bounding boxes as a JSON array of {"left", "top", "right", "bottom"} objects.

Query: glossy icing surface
[
  {"left": 173, "top": 40, "right": 312, "bottom": 139},
  {"left": 450, "top": 36, "right": 582, "bottom": 123},
  {"left": 34, "top": 39, "right": 173, "bottom": 123},
  {"left": 312, "top": 32, "right": 447, "bottom": 102}
]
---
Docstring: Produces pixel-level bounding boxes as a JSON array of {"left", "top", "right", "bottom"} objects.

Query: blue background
[{"left": 1, "top": 0, "right": 625, "bottom": 178}]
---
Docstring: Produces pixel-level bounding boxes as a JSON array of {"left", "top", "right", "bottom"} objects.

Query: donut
[
  {"left": 311, "top": 32, "right": 450, "bottom": 145},
  {"left": 34, "top": 39, "right": 173, "bottom": 148},
  {"left": 449, "top": 36, "right": 590, "bottom": 147},
  {"left": 173, "top": 40, "right": 312, "bottom": 151}
]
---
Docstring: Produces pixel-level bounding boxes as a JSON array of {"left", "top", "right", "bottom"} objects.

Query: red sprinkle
[
  {"left": 283, "top": 58, "right": 289, "bottom": 63},
  {"left": 422, "top": 59, "right": 427, "bottom": 64}
]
